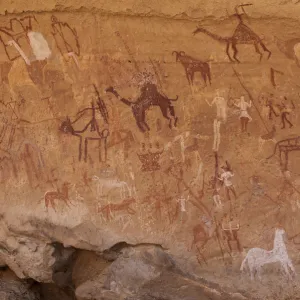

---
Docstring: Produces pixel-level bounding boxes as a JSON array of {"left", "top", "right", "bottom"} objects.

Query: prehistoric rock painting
[
  {"left": 115, "top": 30, "right": 140, "bottom": 72},
  {"left": 267, "top": 136, "right": 300, "bottom": 170},
  {"left": 260, "top": 92, "right": 295, "bottom": 130},
  {"left": 19, "top": 141, "right": 45, "bottom": 189},
  {"left": 233, "top": 95, "right": 252, "bottom": 133},
  {"left": 193, "top": 4, "right": 271, "bottom": 63},
  {"left": 106, "top": 83, "right": 179, "bottom": 132},
  {"left": 51, "top": 15, "right": 80, "bottom": 66},
  {"left": 137, "top": 142, "right": 164, "bottom": 172},
  {"left": 240, "top": 228, "right": 295, "bottom": 280},
  {"left": 172, "top": 51, "right": 211, "bottom": 86},
  {"left": 107, "top": 108, "right": 135, "bottom": 156},
  {"left": 270, "top": 67, "right": 284, "bottom": 88},
  {"left": 165, "top": 131, "right": 191, "bottom": 163},
  {"left": 275, "top": 36, "right": 300, "bottom": 67},
  {"left": 166, "top": 163, "right": 211, "bottom": 216},
  {"left": 43, "top": 182, "right": 72, "bottom": 211},
  {"left": 206, "top": 89, "right": 227, "bottom": 151},
  {"left": 0, "top": 16, "right": 51, "bottom": 64},
  {"left": 233, "top": 68, "right": 272, "bottom": 135},
  {"left": 247, "top": 175, "right": 279, "bottom": 206},
  {"left": 60, "top": 91, "right": 109, "bottom": 162},
  {"left": 92, "top": 174, "right": 131, "bottom": 200},
  {"left": 0, "top": 89, "right": 46, "bottom": 188},
  {"left": 266, "top": 93, "right": 280, "bottom": 121},
  {"left": 258, "top": 126, "right": 277, "bottom": 151},
  {"left": 221, "top": 214, "right": 242, "bottom": 253},
  {"left": 4, "top": 6, "right": 300, "bottom": 296},
  {"left": 98, "top": 197, "right": 136, "bottom": 220},
  {"left": 190, "top": 215, "right": 223, "bottom": 265},
  {"left": 175, "top": 194, "right": 189, "bottom": 222}
]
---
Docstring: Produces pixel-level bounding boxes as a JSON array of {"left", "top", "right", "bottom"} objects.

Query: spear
[{"left": 232, "top": 67, "right": 269, "bottom": 133}]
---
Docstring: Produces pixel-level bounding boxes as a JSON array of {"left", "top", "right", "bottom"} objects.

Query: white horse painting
[
  {"left": 92, "top": 176, "right": 131, "bottom": 200},
  {"left": 240, "top": 228, "right": 296, "bottom": 280}
]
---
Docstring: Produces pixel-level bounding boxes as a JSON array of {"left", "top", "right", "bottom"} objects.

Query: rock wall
[{"left": 1, "top": 1, "right": 300, "bottom": 299}]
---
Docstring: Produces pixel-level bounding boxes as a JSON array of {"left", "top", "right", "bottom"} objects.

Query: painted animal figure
[
  {"left": 266, "top": 136, "right": 300, "bottom": 170},
  {"left": 92, "top": 176, "right": 131, "bottom": 200},
  {"left": 190, "top": 216, "right": 216, "bottom": 264},
  {"left": 240, "top": 228, "right": 296, "bottom": 280},
  {"left": 59, "top": 103, "right": 109, "bottom": 162},
  {"left": 44, "top": 182, "right": 72, "bottom": 211},
  {"left": 106, "top": 83, "right": 179, "bottom": 132},
  {"left": 98, "top": 197, "right": 136, "bottom": 220},
  {"left": 172, "top": 51, "right": 211, "bottom": 86},
  {"left": 193, "top": 5, "right": 271, "bottom": 63}
]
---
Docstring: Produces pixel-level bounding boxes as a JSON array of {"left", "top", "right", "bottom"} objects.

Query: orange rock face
[{"left": 1, "top": 1, "right": 300, "bottom": 299}]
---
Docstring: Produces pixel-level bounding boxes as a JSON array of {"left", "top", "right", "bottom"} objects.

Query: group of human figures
[
  {"left": 260, "top": 92, "right": 295, "bottom": 129},
  {"left": 206, "top": 89, "right": 252, "bottom": 152}
]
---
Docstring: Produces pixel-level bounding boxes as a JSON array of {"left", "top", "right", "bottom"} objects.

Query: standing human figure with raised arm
[
  {"left": 206, "top": 89, "right": 227, "bottom": 152},
  {"left": 234, "top": 95, "right": 252, "bottom": 133}
]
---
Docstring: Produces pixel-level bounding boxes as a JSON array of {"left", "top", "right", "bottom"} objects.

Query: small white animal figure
[
  {"left": 92, "top": 176, "right": 131, "bottom": 199},
  {"left": 240, "top": 228, "right": 296, "bottom": 280}
]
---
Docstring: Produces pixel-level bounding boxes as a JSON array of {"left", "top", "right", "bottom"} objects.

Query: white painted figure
[
  {"left": 165, "top": 131, "right": 190, "bottom": 162},
  {"left": 212, "top": 189, "right": 223, "bottom": 209},
  {"left": 92, "top": 176, "right": 131, "bottom": 200},
  {"left": 206, "top": 89, "right": 227, "bottom": 152},
  {"left": 177, "top": 195, "right": 189, "bottom": 212},
  {"left": 176, "top": 195, "right": 189, "bottom": 222},
  {"left": 240, "top": 228, "right": 296, "bottom": 280},
  {"left": 234, "top": 95, "right": 252, "bottom": 133},
  {"left": 28, "top": 31, "right": 51, "bottom": 61},
  {"left": 8, "top": 31, "right": 51, "bottom": 65},
  {"left": 68, "top": 52, "right": 80, "bottom": 68},
  {"left": 206, "top": 90, "right": 227, "bottom": 123}
]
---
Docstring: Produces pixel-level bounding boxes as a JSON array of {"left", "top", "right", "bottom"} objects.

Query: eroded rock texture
[{"left": 1, "top": 0, "right": 300, "bottom": 299}]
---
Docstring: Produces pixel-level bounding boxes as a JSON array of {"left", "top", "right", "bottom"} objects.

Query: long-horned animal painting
[
  {"left": 59, "top": 99, "right": 109, "bottom": 162},
  {"left": 44, "top": 182, "right": 72, "bottom": 211},
  {"left": 105, "top": 83, "right": 179, "bottom": 132},
  {"left": 193, "top": 4, "right": 271, "bottom": 63},
  {"left": 240, "top": 228, "right": 296, "bottom": 280},
  {"left": 172, "top": 51, "right": 211, "bottom": 86}
]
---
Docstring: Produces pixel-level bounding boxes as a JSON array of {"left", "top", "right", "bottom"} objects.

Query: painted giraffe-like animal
[{"left": 193, "top": 5, "right": 271, "bottom": 63}]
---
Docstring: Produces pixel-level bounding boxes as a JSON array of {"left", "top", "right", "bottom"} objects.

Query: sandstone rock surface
[{"left": 0, "top": 0, "right": 300, "bottom": 299}]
